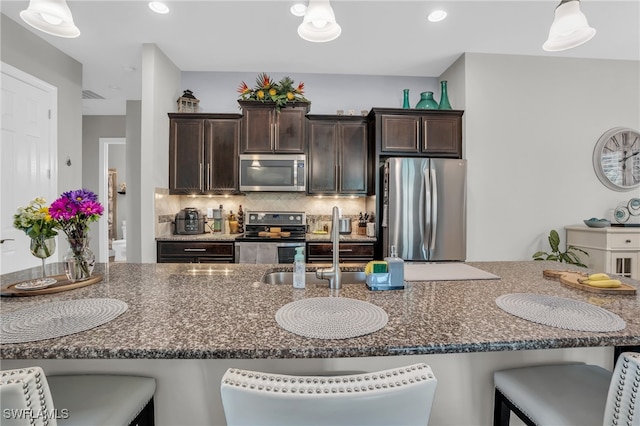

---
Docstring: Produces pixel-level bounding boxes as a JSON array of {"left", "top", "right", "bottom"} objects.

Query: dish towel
[{"left": 404, "top": 263, "right": 500, "bottom": 281}]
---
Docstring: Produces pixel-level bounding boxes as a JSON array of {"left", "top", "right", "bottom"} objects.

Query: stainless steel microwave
[{"left": 239, "top": 154, "right": 306, "bottom": 192}]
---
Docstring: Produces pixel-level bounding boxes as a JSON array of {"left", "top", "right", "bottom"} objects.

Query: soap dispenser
[
  {"left": 385, "top": 245, "right": 405, "bottom": 289},
  {"left": 293, "top": 247, "right": 306, "bottom": 289}
]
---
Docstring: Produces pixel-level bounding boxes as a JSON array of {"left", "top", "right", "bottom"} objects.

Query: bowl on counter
[{"left": 583, "top": 218, "right": 611, "bottom": 228}]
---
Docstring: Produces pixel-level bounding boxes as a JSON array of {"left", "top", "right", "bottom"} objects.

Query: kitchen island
[{"left": 1, "top": 261, "right": 638, "bottom": 425}]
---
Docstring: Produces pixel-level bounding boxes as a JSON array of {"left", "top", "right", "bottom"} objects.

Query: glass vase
[
  {"left": 30, "top": 236, "right": 57, "bottom": 285},
  {"left": 415, "top": 92, "right": 438, "bottom": 109},
  {"left": 438, "top": 80, "right": 452, "bottom": 110},
  {"left": 402, "top": 89, "right": 410, "bottom": 109},
  {"left": 64, "top": 237, "right": 95, "bottom": 282}
]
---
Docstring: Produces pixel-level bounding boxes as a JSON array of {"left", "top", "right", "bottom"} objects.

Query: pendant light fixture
[
  {"left": 543, "top": 0, "right": 595, "bottom": 51},
  {"left": 20, "top": 0, "right": 80, "bottom": 38},
  {"left": 297, "top": 0, "right": 341, "bottom": 43}
]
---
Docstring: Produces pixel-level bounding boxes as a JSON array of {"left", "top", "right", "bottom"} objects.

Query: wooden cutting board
[
  {"left": 1, "top": 274, "right": 103, "bottom": 297},
  {"left": 543, "top": 270, "right": 636, "bottom": 295}
]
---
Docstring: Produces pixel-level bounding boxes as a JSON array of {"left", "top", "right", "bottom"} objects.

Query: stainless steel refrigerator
[{"left": 382, "top": 157, "right": 467, "bottom": 261}]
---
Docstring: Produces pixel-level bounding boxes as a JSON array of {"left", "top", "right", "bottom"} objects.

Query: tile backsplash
[{"left": 155, "top": 188, "right": 376, "bottom": 237}]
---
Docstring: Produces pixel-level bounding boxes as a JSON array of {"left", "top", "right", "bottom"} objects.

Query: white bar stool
[
  {"left": 221, "top": 363, "right": 437, "bottom": 426},
  {"left": 1, "top": 367, "right": 156, "bottom": 426},
  {"left": 493, "top": 352, "right": 640, "bottom": 426}
]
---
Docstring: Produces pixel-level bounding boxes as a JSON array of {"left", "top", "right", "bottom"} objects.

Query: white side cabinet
[{"left": 565, "top": 225, "right": 640, "bottom": 279}]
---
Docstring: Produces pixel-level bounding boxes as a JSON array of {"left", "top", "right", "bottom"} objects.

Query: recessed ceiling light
[
  {"left": 149, "top": 2, "right": 169, "bottom": 15},
  {"left": 290, "top": 3, "right": 307, "bottom": 17},
  {"left": 427, "top": 10, "right": 447, "bottom": 23}
]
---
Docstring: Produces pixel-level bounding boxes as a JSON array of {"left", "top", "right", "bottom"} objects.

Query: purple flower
[{"left": 65, "top": 189, "right": 98, "bottom": 204}]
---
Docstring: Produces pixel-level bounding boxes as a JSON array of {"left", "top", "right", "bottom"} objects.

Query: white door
[{"left": 1, "top": 63, "right": 57, "bottom": 274}]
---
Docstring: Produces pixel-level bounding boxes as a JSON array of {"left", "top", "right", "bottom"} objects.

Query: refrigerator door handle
[
  {"left": 422, "top": 162, "right": 430, "bottom": 259},
  {"left": 429, "top": 165, "right": 438, "bottom": 254}
]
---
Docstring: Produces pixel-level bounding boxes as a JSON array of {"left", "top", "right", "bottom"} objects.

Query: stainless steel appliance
[
  {"left": 175, "top": 208, "right": 206, "bottom": 235},
  {"left": 382, "top": 158, "right": 467, "bottom": 261},
  {"left": 235, "top": 211, "right": 306, "bottom": 264},
  {"left": 239, "top": 154, "right": 306, "bottom": 192}
]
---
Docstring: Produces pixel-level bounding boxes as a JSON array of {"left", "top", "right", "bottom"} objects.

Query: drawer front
[
  {"left": 610, "top": 233, "right": 640, "bottom": 249},
  {"left": 307, "top": 243, "right": 374, "bottom": 257},
  {"left": 158, "top": 242, "right": 234, "bottom": 257}
]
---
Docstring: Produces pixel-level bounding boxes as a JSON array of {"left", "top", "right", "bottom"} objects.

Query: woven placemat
[
  {"left": 496, "top": 293, "right": 626, "bottom": 332},
  {"left": 1, "top": 298, "right": 128, "bottom": 344},
  {"left": 276, "top": 297, "right": 388, "bottom": 339}
]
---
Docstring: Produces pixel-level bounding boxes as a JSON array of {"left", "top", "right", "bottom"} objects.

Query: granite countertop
[
  {"left": 1, "top": 261, "right": 638, "bottom": 359},
  {"left": 156, "top": 233, "right": 377, "bottom": 243}
]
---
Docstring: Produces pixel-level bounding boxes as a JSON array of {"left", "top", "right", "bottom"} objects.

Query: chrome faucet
[{"left": 316, "top": 206, "right": 342, "bottom": 289}]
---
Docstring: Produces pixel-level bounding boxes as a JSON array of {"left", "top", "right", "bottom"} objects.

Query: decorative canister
[
  {"left": 415, "top": 92, "right": 438, "bottom": 109},
  {"left": 438, "top": 80, "right": 452, "bottom": 110}
]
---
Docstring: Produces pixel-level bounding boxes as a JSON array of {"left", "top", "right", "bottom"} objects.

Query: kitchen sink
[{"left": 261, "top": 271, "right": 366, "bottom": 285}]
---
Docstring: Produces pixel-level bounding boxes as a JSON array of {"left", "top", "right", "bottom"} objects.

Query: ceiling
[{"left": 1, "top": 1, "right": 638, "bottom": 116}]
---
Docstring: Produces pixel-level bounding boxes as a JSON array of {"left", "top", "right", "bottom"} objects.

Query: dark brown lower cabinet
[
  {"left": 306, "top": 242, "right": 374, "bottom": 263},
  {"left": 157, "top": 241, "right": 235, "bottom": 263}
]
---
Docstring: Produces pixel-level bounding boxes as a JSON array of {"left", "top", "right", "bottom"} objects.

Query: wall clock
[{"left": 593, "top": 127, "right": 640, "bottom": 191}]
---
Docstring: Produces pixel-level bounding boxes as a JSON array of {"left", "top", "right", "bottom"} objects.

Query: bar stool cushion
[
  {"left": 494, "top": 364, "right": 611, "bottom": 425},
  {"left": 47, "top": 374, "right": 156, "bottom": 426}
]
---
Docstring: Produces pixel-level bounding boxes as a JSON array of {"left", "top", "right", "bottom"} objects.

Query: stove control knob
[
  {"left": 295, "top": 215, "right": 301, "bottom": 221},
  {"left": 250, "top": 214, "right": 257, "bottom": 221},
  {"left": 289, "top": 216, "right": 294, "bottom": 221}
]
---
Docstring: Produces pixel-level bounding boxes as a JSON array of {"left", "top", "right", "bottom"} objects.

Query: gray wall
[
  {"left": 82, "top": 116, "right": 126, "bottom": 250},
  {"left": 108, "top": 144, "right": 127, "bottom": 240},
  {"left": 1, "top": 14, "right": 83, "bottom": 261}
]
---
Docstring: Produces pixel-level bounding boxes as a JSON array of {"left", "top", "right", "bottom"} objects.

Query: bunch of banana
[{"left": 579, "top": 273, "right": 622, "bottom": 288}]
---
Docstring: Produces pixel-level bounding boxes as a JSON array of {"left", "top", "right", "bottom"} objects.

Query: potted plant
[
  {"left": 237, "top": 73, "right": 309, "bottom": 110},
  {"left": 532, "top": 229, "right": 588, "bottom": 267}
]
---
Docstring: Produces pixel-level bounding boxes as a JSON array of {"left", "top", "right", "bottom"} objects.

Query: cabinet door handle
[
  {"left": 416, "top": 120, "right": 420, "bottom": 150},
  {"left": 199, "top": 163, "right": 204, "bottom": 192},
  {"left": 206, "top": 163, "right": 211, "bottom": 191},
  {"left": 626, "top": 239, "right": 632, "bottom": 243},
  {"left": 184, "top": 248, "right": 207, "bottom": 252}
]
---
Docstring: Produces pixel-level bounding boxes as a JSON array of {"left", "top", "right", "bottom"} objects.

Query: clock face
[{"left": 593, "top": 127, "right": 640, "bottom": 191}]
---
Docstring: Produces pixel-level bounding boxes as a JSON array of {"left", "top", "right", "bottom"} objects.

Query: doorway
[
  {"left": 98, "top": 138, "right": 126, "bottom": 263},
  {"left": 1, "top": 63, "right": 57, "bottom": 274}
]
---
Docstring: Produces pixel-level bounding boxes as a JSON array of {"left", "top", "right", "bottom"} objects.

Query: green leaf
[{"left": 548, "top": 230, "right": 560, "bottom": 253}]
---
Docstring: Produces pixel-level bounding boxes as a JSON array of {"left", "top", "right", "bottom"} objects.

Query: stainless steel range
[{"left": 235, "top": 211, "right": 306, "bottom": 264}]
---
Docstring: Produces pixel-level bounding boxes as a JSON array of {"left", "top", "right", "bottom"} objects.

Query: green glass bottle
[
  {"left": 438, "top": 80, "right": 452, "bottom": 110},
  {"left": 402, "top": 89, "right": 410, "bottom": 109},
  {"left": 415, "top": 92, "right": 438, "bottom": 109}
]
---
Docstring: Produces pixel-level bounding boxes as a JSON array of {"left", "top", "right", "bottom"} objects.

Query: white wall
[
  {"left": 460, "top": 53, "right": 640, "bottom": 261},
  {"left": 139, "top": 44, "right": 180, "bottom": 262}
]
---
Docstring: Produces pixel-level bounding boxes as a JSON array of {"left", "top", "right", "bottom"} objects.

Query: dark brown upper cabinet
[
  {"left": 238, "top": 101, "right": 309, "bottom": 154},
  {"left": 169, "top": 113, "right": 241, "bottom": 195},
  {"left": 371, "top": 108, "right": 463, "bottom": 158},
  {"left": 307, "top": 115, "right": 370, "bottom": 195}
]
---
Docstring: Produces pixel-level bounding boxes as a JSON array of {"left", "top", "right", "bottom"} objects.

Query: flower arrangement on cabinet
[{"left": 237, "top": 73, "right": 309, "bottom": 110}]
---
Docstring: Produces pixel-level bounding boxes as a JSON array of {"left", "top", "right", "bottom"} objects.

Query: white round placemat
[
  {"left": 496, "top": 293, "right": 626, "bottom": 332},
  {"left": 276, "top": 297, "right": 388, "bottom": 339},
  {"left": 1, "top": 298, "right": 128, "bottom": 344}
]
